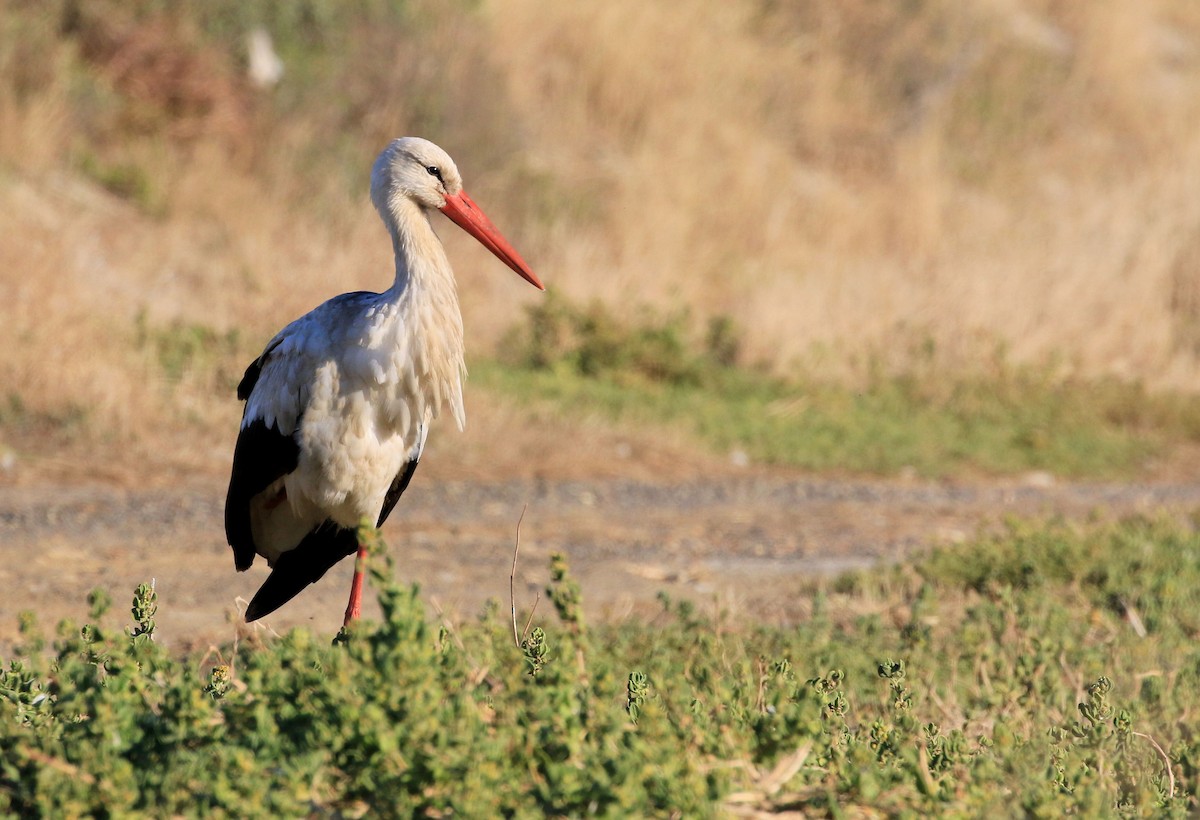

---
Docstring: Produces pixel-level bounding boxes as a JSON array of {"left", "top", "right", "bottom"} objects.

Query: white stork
[{"left": 225, "top": 137, "right": 543, "bottom": 626}]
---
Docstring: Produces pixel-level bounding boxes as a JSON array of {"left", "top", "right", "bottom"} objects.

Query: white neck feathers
[{"left": 377, "top": 195, "right": 467, "bottom": 433}]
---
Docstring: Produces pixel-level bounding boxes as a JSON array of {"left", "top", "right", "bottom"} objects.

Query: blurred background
[{"left": 2, "top": 0, "right": 1200, "bottom": 485}]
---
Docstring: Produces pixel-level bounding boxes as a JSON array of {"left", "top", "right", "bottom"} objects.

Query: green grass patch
[
  {"left": 4, "top": 517, "right": 1200, "bottom": 814},
  {"left": 0, "top": 392, "right": 90, "bottom": 441},
  {"left": 134, "top": 312, "right": 245, "bottom": 387},
  {"left": 74, "top": 150, "right": 162, "bottom": 214},
  {"left": 481, "top": 292, "right": 1200, "bottom": 478}
]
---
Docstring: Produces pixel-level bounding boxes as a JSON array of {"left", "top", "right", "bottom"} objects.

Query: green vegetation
[
  {"left": 0, "top": 393, "right": 87, "bottom": 432},
  {"left": 4, "top": 517, "right": 1200, "bottom": 815},
  {"left": 75, "top": 150, "right": 162, "bottom": 214},
  {"left": 134, "top": 312, "right": 245, "bottom": 386},
  {"left": 482, "top": 292, "right": 1200, "bottom": 477}
]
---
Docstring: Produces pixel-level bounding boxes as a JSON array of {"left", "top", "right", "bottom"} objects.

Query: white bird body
[{"left": 226, "top": 137, "right": 541, "bottom": 622}]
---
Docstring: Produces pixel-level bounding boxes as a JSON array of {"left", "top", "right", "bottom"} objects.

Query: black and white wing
[{"left": 224, "top": 338, "right": 300, "bottom": 572}]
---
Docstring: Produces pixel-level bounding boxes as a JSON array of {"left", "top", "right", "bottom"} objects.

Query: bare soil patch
[{"left": 3, "top": 471, "right": 1199, "bottom": 653}]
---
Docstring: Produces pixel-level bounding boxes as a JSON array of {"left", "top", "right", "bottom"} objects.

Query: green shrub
[
  {"left": 486, "top": 293, "right": 1200, "bottom": 478},
  {"left": 502, "top": 288, "right": 742, "bottom": 388},
  {"left": 134, "top": 312, "right": 243, "bottom": 385},
  {"left": 3, "top": 518, "right": 1198, "bottom": 814}
]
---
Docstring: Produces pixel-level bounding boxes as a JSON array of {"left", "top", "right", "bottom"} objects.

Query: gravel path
[{"left": 2, "top": 476, "right": 1198, "bottom": 651}]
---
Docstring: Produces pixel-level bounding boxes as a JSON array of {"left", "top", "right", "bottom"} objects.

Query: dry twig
[
  {"left": 1133, "top": 730, "right": 1176, "bottom": 799},
  {"left": 510, "top": 504, "right": 528, "bottom": 648},
  {"left": 1120, "top": 597, "right": 1148, "bottom": 638},
  {"left": 759, "top": 742, "right": 812, "bottom": 796}
]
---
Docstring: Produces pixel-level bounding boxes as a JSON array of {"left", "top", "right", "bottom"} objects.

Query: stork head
[{"left": 371, "top": 137, "right": 544, "bottom": 290}]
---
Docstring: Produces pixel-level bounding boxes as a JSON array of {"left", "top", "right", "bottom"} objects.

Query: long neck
[
  {"left": 382, "top": 197, "right": 445, "bottom": 293},
  {"left": 380, "top": 197, "right": 467, "bottom": 429}
]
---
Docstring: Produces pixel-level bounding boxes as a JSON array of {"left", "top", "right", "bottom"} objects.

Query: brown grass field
[{"left": 1, "top": 0, "right": 1200, "bottom": 483}]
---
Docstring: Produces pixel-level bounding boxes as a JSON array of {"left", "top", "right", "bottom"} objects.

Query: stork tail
[{"left": 244, "top": 523, "right": 358, "bottom": 621}]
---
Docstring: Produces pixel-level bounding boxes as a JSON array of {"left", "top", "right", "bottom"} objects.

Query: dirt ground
[{"left": 4, "top": 466, "right": 1200, "bottom": 654}]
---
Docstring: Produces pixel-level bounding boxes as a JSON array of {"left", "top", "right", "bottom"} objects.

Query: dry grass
[
  {"left": 2, "top": 0, "right": 1200, "bottom": 480},
  {"left": 491, "top": 0, "right": 1200, "bottom": 381}
]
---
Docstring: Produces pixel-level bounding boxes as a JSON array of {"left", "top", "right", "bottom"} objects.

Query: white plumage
[{"left": 225, "top": 137, "right": 543, "bottom": 624}]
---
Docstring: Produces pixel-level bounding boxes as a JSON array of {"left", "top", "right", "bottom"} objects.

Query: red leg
[{"left": 343, "top": 541, "right": 369, "bottom": 627}]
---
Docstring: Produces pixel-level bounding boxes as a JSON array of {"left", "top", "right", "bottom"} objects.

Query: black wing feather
[
  {"left": 226, "top": 344, "right": 298, "bottom": 571},
  {"left": 236, "top": 338, "right": 283, "bottom": 400},
  {"left": 236, "top": 358, "right": 261, "bottom": 401},
  {"left": 377, "top": 456, "right": 420, "bottom": 527},
  {"left": 244, "top": 522, "right": 359, "bottom": 621},
  {"left": 225, "top": 418, "right": 299, "bottom": 571}
]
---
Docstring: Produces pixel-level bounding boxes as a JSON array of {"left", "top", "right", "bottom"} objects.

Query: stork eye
[{"left": 425, "top": 165, "right": 443, "bottom": 183}]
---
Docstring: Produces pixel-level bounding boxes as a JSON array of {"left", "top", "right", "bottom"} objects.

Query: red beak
[{"left": 440, "top": 190, "right": 544, "bottom": 290}]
